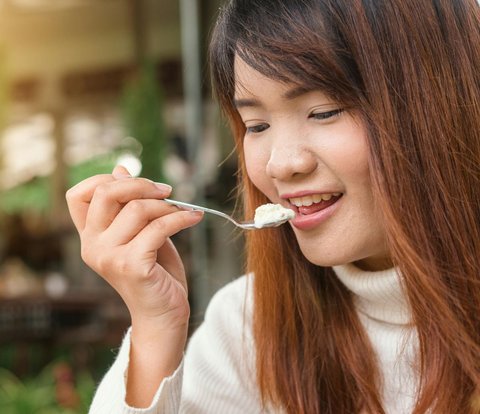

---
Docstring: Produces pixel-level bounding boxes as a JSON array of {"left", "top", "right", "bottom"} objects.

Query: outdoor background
[{"left": 0, "top": 1, "right": 243, "bottom": 412}]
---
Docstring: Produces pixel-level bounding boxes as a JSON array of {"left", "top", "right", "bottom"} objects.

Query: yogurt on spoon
[{"left": 254, "top": 203, "right": 296, "bottom": 228}]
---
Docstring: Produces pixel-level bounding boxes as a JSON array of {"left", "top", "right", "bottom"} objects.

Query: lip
[{"left": 289, "top": 193, "right": 343, "bottom": 231}]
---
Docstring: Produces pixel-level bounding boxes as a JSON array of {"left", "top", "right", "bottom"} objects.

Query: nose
[{"left": 265, "top": 136, "right": 318, "bottom": 181}]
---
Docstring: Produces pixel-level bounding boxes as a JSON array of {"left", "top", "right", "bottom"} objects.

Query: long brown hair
[{"left": 209, "top": 0, "right": 480, "bottom": 412}]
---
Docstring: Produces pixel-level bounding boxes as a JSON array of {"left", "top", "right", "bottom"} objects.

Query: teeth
[
  {"left": 312, "top": 194, "right": 322, "bottom": 203},
  {"left": 289, "top": 193, "right": 341, "bottom": 207},
  {"left": 301, "top": 196, "right": 313, "bottom": 206}
]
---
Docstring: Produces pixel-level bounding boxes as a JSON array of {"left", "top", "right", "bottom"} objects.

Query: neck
[
  {"left": 354, "top": 255, "right": 393, "bottom": 272},
  {"left": 332, "top": 262, "right": 411, "bottom": 325}
]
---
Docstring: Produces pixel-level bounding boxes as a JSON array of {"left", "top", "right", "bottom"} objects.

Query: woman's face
[{"left": 234, "top": 56, "right": 391, "bottom": 271}]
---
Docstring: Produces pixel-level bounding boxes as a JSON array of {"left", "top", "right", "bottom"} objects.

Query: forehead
[
  {"left": 233, "top": 55, "right": 332, "bottom": 108},
  {"left": 234, "top": 55, "right": 306, "bottom": 98},
  {"left": 234, "top": 55, "right": 273, "bottom": 95}
]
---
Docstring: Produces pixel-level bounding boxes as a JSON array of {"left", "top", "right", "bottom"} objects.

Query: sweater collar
[{"left": 332, "top": 263, "right": 411, "bottom": 325}]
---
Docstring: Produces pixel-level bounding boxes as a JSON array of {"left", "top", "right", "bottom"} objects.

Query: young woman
[{"left": 66, "top": 0, "right": 480, "bottom": 413}]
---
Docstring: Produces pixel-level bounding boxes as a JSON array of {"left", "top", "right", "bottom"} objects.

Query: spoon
[{"left": 163, "top": 198, "right": 291, "bottom": 230}]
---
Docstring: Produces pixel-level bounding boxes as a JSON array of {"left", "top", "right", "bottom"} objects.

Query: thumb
[{"left": 113, "top": 164, "right": 132, "bottom": 179}]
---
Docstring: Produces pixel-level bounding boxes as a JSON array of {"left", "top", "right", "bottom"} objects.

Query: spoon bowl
[{"left": 163, "top": 199, "right": 291, "bottom": 230}]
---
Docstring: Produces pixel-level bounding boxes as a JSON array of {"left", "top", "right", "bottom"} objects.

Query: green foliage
[
  {"left": 75, "top": 371, "right": 96, "bottom": 413},
  {"left": 0, "top": 153, "right": 117, "bottom": 215},
  {"left": 122, "top": 61, "right": 167, "bottom": 182},
  {"left": 0, "top": 363, "right": 95, "bottom": 414},
  {"left": 67, "top": 153, "right": 117, "bottom": 187},
  {"left": 0, "top": 177, "right": 51, "bottom": 214}
]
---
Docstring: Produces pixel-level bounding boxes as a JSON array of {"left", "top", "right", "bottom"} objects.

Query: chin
[
  {"left": 300, "top": 248, "right": 351, "bottom": 268},
  {"left": 297, "top": 233, "right": 390, "bottom": 271}
]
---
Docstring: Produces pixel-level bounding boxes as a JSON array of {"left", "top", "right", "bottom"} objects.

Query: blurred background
[{"left": 0, "top": 1, "right": 243, "bottom": 412}]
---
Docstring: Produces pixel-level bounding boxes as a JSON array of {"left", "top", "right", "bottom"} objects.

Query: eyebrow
[
  {"left": 233, "top": 85, "right": 314, "bottom": 109},
  {"left": 233, "top": 97, "right": 263, "bottom": 109},
  {"left": 283, "top": 85, "right": 312, "bottom": 100}
]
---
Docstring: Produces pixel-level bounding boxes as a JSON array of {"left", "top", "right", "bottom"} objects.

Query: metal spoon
[{"left": 163, "top": 198, "right": 289, "bottom": 230}]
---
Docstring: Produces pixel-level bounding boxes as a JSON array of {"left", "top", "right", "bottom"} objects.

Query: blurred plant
[
  {"left": 0, "top": 153, "right": 117, "bottom": 215},
  {"left": 0, "top": 177, "right": 50, "bottom": 215},
  {"left": 122, "top": 61, "right": 167, "bottom": 182},
  {"left": 67, "top": 152, "right": 117, "bottom": 187},
  {"left": 0, "top": 361, "right": 95, "bottom": 414}
]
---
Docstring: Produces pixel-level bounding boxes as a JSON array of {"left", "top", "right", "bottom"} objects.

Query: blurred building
[{"left": 0, "top": 0, "right": 242, "bottom": 387}]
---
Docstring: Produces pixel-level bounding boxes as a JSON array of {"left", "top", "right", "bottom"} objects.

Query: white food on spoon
[{"left": 254, "top": 203, "right": 295, "bottom": 228}]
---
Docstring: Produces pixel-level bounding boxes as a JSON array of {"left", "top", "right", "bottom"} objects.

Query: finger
[
  {"left": 156, "top": 238, "right": 188, "bottom": 292},
  {"left": 112, "top": 164, "right": 132, "bottom": 178},
  {"left": 86, "top": 178, "right": 172, "bottom": 233},
  {"left": 65, "top": 174, "right": 116, "bottom": 232},
  {"left": 66, "top": 165, "right": 133, "bottom": 232},
  {"left": 105, "top": 199, "right": 179, "bottom": 245},
  {"left": 130, "top": 210, "right": 204, "bottom": 259}
]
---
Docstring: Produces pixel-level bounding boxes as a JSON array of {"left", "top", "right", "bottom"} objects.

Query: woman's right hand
[
  {"left": 66, "top": 165, "right": 203, "bottom": 329},
  {"left": 66, "top": 165, "right": 204, "bottom": 407}
]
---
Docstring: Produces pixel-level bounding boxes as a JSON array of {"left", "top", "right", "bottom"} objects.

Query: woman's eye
[
  {"left": 310, "top": 108, "right": 344, "bottom": 121},
  {"left": 246, "top": 123, "right": 270, "bottom": 134}
]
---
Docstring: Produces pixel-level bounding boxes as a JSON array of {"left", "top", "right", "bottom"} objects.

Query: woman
[{"left": 66, "top": 0, "right": 480, "bottom": 412}]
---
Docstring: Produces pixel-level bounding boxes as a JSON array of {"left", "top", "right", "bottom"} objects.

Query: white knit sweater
[{"left": 89, "top": 264, "right": 418, "bottom": 413}]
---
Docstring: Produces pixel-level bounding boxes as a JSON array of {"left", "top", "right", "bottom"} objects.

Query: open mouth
[{"left": 289, "top": 193, "right": 343, "bottom": 216}]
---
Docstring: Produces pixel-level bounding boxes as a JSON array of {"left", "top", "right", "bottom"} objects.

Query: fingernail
[
  {"left": 155, "top": 182, "right": 172, "bottom": 192},
  {"left": 113, "top": 165, "right": 132, "bottom": 178},
  {"left": 189, "top": 210, "right": 204, "bottom": 217},
  {"left": 113, "top": 172, "right": 132, "bottom": 179}
]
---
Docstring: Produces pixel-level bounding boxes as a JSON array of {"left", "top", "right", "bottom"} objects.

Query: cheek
[
  {"left": 343, "top": 149, "right": 371, "bottom": 190},
  {"left": 329, "top": 123, "right": 371, "bottom": 188},
  {"left": 244, "top": 143, "right": 271, "bottom": 195}
]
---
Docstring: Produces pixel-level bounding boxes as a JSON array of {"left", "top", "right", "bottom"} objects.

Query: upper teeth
[{"left": 289, "top": 193, "right": 341, "bottom": 207}]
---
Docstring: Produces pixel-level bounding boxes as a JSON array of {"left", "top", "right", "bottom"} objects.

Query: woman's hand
[
  {"left": 66, "top": 165, "right": 202, "bottom": 328},
  {"left": 66, "top": 165, "right": 204, "bottom": 406}
]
